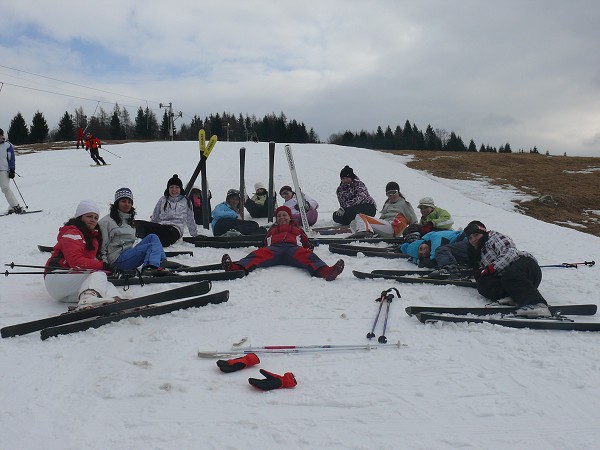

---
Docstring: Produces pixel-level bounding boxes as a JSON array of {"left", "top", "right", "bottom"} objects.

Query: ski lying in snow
[
  {"left": 37, "top": 245, "right": 193, "bottom": 257},
  {"left": 329, "top": 245, "right": 410, "bottom": 259},
  {"left": 171, "top": 262, "right": 223, "bottom": 272},
  {"left": 41, "top": 290, "right": 229, "bottom": 340},
  {"left": 405, "top": 304, "right": 597, "bottom": 317},
  {"left": 108, "top": 270, "right": 244, "bottom": 286},
  {"left": 415, "top": 312, "right": 600, "bottom": 332},
  {"left": 1, "top": 209, "right": 43, "bottom": 217},
  {"left": 90, "top": 164, "right": 111, "bottom": 167},
  {"left": 373, "top": 269, "right": 435, "bottom": 276},
  {"left": 1, "top": 281, "right": 212, "bottom": 338},
  {"left": 185, "top": 235, "right": 402, "bottom": 244},
  {"left": 352, "top": 270, "right": 476, "bottom": 287},
  {"left": 312, "top": 225, "right": 352, "bottom": 235},
  {"left": 198, "top": 341, "right": 404, "bottom": 358}
]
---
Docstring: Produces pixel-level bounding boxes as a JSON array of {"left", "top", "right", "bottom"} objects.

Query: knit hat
[
  {"left": 165, "top": 174, "right": 184, "bottom": 194},
  {"left": 464, "top": 220, "right": 487, "bottom": 237},
  {"left": 275, "top": 205, "right": 292, "bottom": 218},
  {"left": 418, "top": 197, "right": 435, "bottom": 208},
  {"left": 385, "top": 181, "right": 400, "bottom": 192},
  {"left": 254, "top": 182, "right": 266, "bottom": 192},
  {"left": 226, "top": 189, "right": 241, "bottom": 201},
  {"left": 75, "top": 200, "right": 100, "bottom": 218},
  {"left": 340, "top": 165, "right": 356, "bottom": 179},
  {"left": 279, "top": 185, "right": 294, "bottom": 195},
  {"left": 114, "top": 187, "right": 133, "bottom": 203}
]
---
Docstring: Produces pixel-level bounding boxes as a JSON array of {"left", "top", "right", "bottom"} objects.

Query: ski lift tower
[{"left": 159, "top": 102, "right": 183, "bottom": 141}]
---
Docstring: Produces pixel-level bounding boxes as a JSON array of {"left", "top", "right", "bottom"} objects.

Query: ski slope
[{"left": 1, "top": 141, "right": 599, "bottom": 450}]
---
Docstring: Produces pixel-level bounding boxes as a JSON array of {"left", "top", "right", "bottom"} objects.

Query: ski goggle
[{"left": 386, "top": 190, "right": 399, "bottom": 196}]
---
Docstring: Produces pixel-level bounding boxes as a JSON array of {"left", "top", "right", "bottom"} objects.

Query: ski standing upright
[
  {"left": 239, "top": 147, "right": 246, "bottom": 219},
  {"left": 268, "top": 141, "right": 275, "bottom": 223},
  {"left": 284, "top": 144, "right": 312, "bottom": 236},
  {"left": 184, "top": 129, "right": 217, "bottom": 229}
]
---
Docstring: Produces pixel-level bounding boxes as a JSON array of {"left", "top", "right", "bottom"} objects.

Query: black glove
[
  {"left": 216, "top": 353, "right": 259, "bottom": 373},
  {"left": 102, "top": 262, "right": 114, "bottom": 274},
  {"left": 248, "top": 369, "right": 297, "bottom": 391},
  {"left": 8, "top": 170, "right": 15, "bottom": 179}
]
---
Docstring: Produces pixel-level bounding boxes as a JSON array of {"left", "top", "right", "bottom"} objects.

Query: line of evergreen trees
[
  {"left": 329, "top": 120, "right": 517, "bottom": 153},
  {"left": 4, "top": 104, "right": 319, "bottom": 145}
]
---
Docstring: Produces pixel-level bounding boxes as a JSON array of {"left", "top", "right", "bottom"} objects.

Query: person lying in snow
[{"left": 221, "top": 205, "right": 345, "bottom": 281}]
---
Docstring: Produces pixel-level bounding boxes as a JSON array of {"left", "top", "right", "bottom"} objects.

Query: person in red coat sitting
[{"left": 222, "top": 205, "right": 344, "bottom": 281}]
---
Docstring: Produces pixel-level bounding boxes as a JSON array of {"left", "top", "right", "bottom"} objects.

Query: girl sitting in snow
[
  {"left": 44, "top": 200, "right": 120, "bottom": 308},
  {"left": 135, "top": 174, "right": 198, "bottom": 247},
  {"left": 99, "top": 187, "right": 168, "bottom": 276},
  {"left": 222, "top": 205, "right": 345, "bottom": 281}
]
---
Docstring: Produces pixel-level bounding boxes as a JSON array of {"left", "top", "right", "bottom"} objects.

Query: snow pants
[
  {"left": 136, "top": 220, "right": 181, "bottom": 247},
  {"left": 435, "top": 239, "right": 470, "bottom": 268},
  {"left": 89, "top": 148, "right": 106, "bottom": 165},
  {"left": 349, "top": 214, "right": 406, "bottom": 238},
  {"left": 237, "top": 243, "right": 327, "bottom": 275},
  {"left": 0, "top": 170, "right": 18, "bottom": 208},
  {"left": 114, "top": 234, "right": 166, "bottom": 270},
  {"left": 475, "top": 256, "right": 546, "bottom": 307},
  {"left": 45, "top": 270, "right": 120, "bottom": 303},
  {"left": 333, "top": 203, "right": 377, "bottom": 225}
]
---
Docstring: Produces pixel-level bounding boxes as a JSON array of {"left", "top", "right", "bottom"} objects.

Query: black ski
[
  {"left": 415, "top": 312, "right": 600, "bottom": 332},
  {"left": 406, "top": 304, "right": 597, "bottom": 317},
  {"left": 239, "top": 146, "right": 246, "bottom": 219},
  {"left": 268, "top": 141, "right": 275, "bottom": 222},
  {"left": 37, "top": 245, "right": 192, "bottom": 257},
  {"left": 0, "top": 209, "right": 43, "bottom": 217},
  {"left": 329, "top": 246, "right": 410, "bottom": 259},
  {"left": 352, "top": 270, "right": 476, "bottom": 287},
  {"left": 40, "top": 290, "right": 229, "bottom": 340},
  {"left": 373, "top": 269, "right": 435, "bottom": 276},
  {"left": 313, "top": 225, "right": 351, "bottom": 235},
  {"left": 108, "top": 270, "right": 244, "bottom": 286},
  {"left": 1, "top": 281, "right": 212, "bottom": 338},
  {"left": 184, "top": 235, "right": 402, "bottom": 245},
  {"left": 171, "top": 262, "right": 223, "bottom": 272}
]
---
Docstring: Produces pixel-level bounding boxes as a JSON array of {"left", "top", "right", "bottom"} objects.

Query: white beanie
[
  {"left": 418, "top": 197, "right": 435, "bottom": 208},
  {"left": 75, "top": 200, "right": 100, "bottom": 217},
  {"left": 254, "top": 182, "right": 266, "bottom": 192}
]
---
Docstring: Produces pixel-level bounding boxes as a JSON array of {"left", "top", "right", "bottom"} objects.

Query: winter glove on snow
[
  {"left": 248, "top": 369, "right": 297, "bottom": 391},
  {"left": 8, "top": 170, "right": 15, "bottom": 179},
  {"left": 216, "top": 353, "right": 260, "bottom": 373},
  {"left": 333, "top": 208, "right": 345, "bottom": 218}
]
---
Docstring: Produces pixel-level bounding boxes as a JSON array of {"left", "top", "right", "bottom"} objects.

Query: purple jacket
[{"left": 336, "top": 178, "right": 376, "bottom": 209}]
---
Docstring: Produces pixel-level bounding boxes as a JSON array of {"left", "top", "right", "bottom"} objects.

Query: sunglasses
[
  {"left": 386, "top": 190, "right": 399, "bottom": 196},
  {"left": 280, "top": 191, "right": 292, "bottom": 197}
]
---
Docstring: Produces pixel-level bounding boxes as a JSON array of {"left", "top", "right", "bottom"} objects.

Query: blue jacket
[
  {"left": 0, "top": 140, "right": 15, "bottom": 172},
  {"left": 211, "top": 201, "right": 240, "bottom": 230},
  {"left": 401, "top": 230, "right": 465, "bottom": 265}
]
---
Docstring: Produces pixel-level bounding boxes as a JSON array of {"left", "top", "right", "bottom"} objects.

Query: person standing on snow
[
  {"left": 135, "top": 174, "right": 198, "bottom": 247},
  {"left": 221, "top": 205, "right": 345, "bottom": 281},
  {"left": 465, "top": 220, "right": 550, "bottom": 317},
  {"left": 0, "top": 128, "right": 23, "bottom": 214},
  {"left": 76, "top": 127, "right": 85, "bottom": 149},
  {"left": 44, "top": 200, "right": 120, "bottom": 308},
  {"left": 333, "top": 165, "right": 377, "bottom": 225}
]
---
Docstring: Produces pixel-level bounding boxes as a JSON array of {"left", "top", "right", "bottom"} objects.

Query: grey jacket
[{"left": 99, "top": 211, "right": 136, "bottom": 265}]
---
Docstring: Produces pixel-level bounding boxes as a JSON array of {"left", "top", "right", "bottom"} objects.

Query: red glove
[
  {"left": 479, "top": 264, "right": 495, "bottom": 277},
  {"left": 248, "top": 369, "right": 297, "bottom": 391},
  {"left": 420, "top": 222, "right": 433, "bottom": 235},
  {"left": 216, "top": 353, "right": 260, "bottom": 373}
]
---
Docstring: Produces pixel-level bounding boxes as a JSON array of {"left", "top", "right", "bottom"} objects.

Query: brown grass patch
[{"left": 381, "top": 150, "right": 600, "bottom": 237}]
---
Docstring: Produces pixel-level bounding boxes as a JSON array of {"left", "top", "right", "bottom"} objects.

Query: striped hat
[{"left": 115, "top": 187, "right": 134, "bottom": 203}]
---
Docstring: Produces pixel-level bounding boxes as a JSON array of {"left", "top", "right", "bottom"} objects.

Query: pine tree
[
  {"left": 56, "top": 111, "right": 75, "bottom": 141},
  {"left": 8, "top": 113, "right": 29, "bottom": 145},
  {"left": 29, "top": 111, "right": 49, "bottom": 143}
]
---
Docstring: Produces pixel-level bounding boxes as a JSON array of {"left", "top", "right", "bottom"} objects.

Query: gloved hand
[
  {"left": 420, "top": 222, "right": 433, "bottom": 235},
  {"left": 333, "top": 207, "right": 345, "bottom": 218},
  {"left": 404, "top": 231, "right": 421, "bottom": 243},
  {"left": 8, "top": 170, "right": 15, "bottom": 179},
  {"left": 248, "top": 369, "right": 297, "bottom": 391},
  {"left": 294, "top": 201, "right": 310, "bottom": 212},
  {"left": 216, "top": 353, "right": 260, "bottom": 373},
  {"left": 478, "top": 264, "right": 495, "bottom": 278},
  {"left": 418, "top": 258, "right": 437, "bottom": 269},
  {"left": 102, "top": 262, "right": 114, "bottom": 274}
]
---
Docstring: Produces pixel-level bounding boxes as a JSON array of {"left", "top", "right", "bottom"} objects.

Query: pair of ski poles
[{"left": 367, "top": 288, "right": 401, "bottom": 344}]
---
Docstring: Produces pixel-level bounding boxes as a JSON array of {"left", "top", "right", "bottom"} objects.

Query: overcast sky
[{"left": 1, "top": 0, "right": 599, "bottom": 156}]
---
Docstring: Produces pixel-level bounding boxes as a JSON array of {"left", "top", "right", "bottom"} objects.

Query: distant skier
[
  {"left": 76, "top": 127, "right": 85, "bottom": 149},
  {"left": 85, "top": 133, "right": 107, "bottom": 165},
  {"left": 0, "top": 128, "right": 23, "bottom": 214}
]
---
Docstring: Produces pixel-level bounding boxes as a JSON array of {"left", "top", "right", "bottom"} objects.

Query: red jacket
[
  {"left": 265, "top": 222, "right": 311, "bottom": 248},
  {"left": 45, "top": 225, "right": 103, "bottom": 272}
]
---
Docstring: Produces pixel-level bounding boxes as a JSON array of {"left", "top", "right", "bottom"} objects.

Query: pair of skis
[
  {"left": 37, "top": 244, "right": 193, "bottom": 257},
  {"left": 328, "top": 243, "right": 409, "bottom": 259},
  {"left": 366, "top": 288, "right": 400, "bottom": 344},
  {"left": 238, "top": 142, "right": 275, "bottom": 222},
  {"left": 1, "top": 281, "right": 228, "bottom": 339}
]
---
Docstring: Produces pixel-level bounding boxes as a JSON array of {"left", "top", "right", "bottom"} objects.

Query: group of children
[{"left": 39, "top": 161, "right": 550, "bottom": 318}]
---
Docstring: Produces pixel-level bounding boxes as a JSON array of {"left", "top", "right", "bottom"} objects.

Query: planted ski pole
[
  {"left": 540, "top": 260, "right": 595, "bottom": 268},
  {"left": 379, "top": 288, "right": 400, "bottom": 344},
  {"left": 12, "top": 179, "right": 28, "bottom": 209},
  {"left": 198, "top": 341, "right": 405, "bottom": 358},
  {"left": 367, "top": 289, "right": 388, "bottom": 339}
]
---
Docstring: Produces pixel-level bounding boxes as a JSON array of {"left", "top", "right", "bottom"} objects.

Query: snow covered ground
[{"left": 1, "top": 141, "right": 599, "bottom": 450}]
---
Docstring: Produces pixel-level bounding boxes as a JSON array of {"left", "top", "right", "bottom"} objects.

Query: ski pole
[
  {"left": 12, "top": 179, "right": 28, "bottom": 209},
  {"left": 198, "top": 341, "right": 405, "bottom": 358},
  {"left": 540, "top": 260, "right": 595, "bottom": 268},
  {"left": 100, "top": 147, "right": 121, "bottom": 158},
  {"left": 367, "top": 289, "right": 388, "bottom": 339},
  {"left": 378, "top": 288, "right": 400, "bottom": 344}
]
